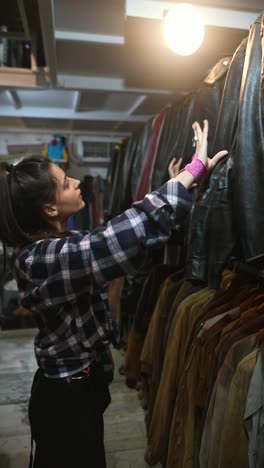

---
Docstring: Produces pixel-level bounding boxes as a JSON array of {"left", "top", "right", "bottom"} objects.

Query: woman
[{"left": 0, "top": 120, "right": 226, "bottom": 468}]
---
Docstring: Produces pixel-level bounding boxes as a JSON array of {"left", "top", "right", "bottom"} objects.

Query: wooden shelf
[{"left": 0, "top": 66, "right": 49, "bottom": 88}]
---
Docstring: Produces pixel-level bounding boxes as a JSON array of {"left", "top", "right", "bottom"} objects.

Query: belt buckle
[{"left": 67, "top": 367, "right": 90, "bottom": 383}]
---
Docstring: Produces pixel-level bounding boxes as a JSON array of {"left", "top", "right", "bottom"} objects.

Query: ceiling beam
[
  {"left": 125, "top": 0, "right": 258, "bottom": 29},
  {"left": 37, "top": 0, "right": 58, "bottom": 87},
  {"left": 58, "top": 74, "right": 172, "bottom": 95},
  {"left": 0, "top": 127, "right": 131, "bottom": 138},
  {"left": 72, "top": 91, "right": 81, "bottom": 112},
  {"left": 55, "top": 31, "right": 125, "bottom": 45},
  {"left": 5, "top": 91, "right": 22, "bottom": 110},
  {"left": 0, "top": 107, "right": 151, "bottom": 122},
  {"left": 17, "top": 0, "right": 31, "bottom": 40},
  {"left": 128, "top": 95, "right": 147, "bottom": 114}
]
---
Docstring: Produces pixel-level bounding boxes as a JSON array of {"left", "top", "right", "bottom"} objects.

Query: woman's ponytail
[
  {"left": 0, "top": 156, "right": 58, "bottom": 249},
  {"left": 0, "top": 162, "right": 32, "bottom": 248}
]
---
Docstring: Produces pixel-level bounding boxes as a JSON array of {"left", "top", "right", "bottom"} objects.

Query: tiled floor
[{"left": 0, "top": 329, "right": 161, "bottom": 468}]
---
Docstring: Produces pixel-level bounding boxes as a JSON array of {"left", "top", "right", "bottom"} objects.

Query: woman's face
[{"left": 50, "top": 163, "right": 85, "bottom": 221}]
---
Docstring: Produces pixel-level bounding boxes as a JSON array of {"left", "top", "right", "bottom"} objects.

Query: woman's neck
[{"left": 46, "top": 218, "right": 67, "bottom": 233}]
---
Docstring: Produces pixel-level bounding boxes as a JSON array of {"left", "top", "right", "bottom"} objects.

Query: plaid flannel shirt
[{"left": 14, "top": 180, "right": 192, "bottom": 381}]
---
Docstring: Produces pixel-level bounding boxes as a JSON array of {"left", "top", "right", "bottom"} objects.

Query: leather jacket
[
  {"left": 186, "top": 37, "right": 248, "bottom": 288},
  {"left": 234, "top": 13, "right": 264, "bottom": 263},
  {"left": 151, "top": 57, "right": 231, "bottom": 191}
]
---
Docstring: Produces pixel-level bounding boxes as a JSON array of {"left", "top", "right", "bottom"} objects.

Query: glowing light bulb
[{"left": 164, "top": 3, "right": 205, "bottom": 56}]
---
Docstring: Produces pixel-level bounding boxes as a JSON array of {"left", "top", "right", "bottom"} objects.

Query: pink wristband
[{"left": 180, "top": 153, "right": 207, "bottom": 182}]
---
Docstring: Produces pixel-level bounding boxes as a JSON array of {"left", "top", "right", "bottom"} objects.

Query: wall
[{"left": 0, "top": 131, "right": 117, "bottom": 180}]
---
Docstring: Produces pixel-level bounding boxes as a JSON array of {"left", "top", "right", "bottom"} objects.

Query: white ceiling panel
[
  {"left": 126, "top": 0, "right": 260, "bottom": 27},
  {"left": 150, "top": 0, "right": 264, "bottom": 12},
  {"left": 16, "top": 90, "right": 75, "bottom": 108}
]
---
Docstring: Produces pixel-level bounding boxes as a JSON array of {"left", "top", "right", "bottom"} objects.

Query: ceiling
[{"left": 0, "top": 0, "right": 263, "bottom": 139}]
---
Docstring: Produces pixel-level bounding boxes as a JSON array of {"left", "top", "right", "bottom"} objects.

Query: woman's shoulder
[{"left": 16, "top": 230, "right": 92, "bottom": 264}]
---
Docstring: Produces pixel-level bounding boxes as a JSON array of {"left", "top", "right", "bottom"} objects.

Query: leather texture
[
  {"left": 150, "top": 104, "right": 182, "bottom": 191},
  {"left": 121, "top": 131, "right": 140, "bottom": 210},
  {"left": 135, "top": 108, "right": 167, "bottom": 201},
  {"left": 151, "top": 56, "right": 230, "bottom": 192},
  {"left": 185, "top": 36, "right": 249, "bottom": 288},
  {"left": 234, "top": 13, "right": 264, "bottom": 263},
  {"left": 107, "top": 141, "right": 128, "bottom": 217},
  {"left": 131, "top": 119, "right": 153, "bottom": 201}
]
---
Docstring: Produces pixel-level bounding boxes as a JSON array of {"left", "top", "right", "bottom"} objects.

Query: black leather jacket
[
  {"left": 234, "top": 13, "right": 264, "bottom": 264},
  {"left": 151, "top": 56, "right": 231, "bottom": 192},
  {"left": 186, "top": 35, "right": 248, "bottom": 288}
]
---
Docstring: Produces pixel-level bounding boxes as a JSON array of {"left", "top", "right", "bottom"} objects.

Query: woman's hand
[
  {"left": 174, "top": 120, "right": 228, "bottom": 190},
  {"left": 192, "top": 120, "right": 228, "bottom": 171},
  {"left": 168, "top": 157, "right": 183, "bottom": 179}
]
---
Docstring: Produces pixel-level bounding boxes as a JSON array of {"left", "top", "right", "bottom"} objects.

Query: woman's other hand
[{"left": 168, "top": 157, "right": 183, "bottom": 179}]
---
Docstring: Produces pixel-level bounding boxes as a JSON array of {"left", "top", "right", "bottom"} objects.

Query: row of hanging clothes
[
  {"left": 124, "top": 263, "right": 264, "bottom": 468},
  {"left": 107, "top": 9, "right": 264, "bottom": 468},
  {"left": 106, "top": 48, "right": 231, "bottom": 346},
  {"left": 106, "top": 49, "right": 230, "bottom": 218},
  {"left": 108, "top": 11, "right": 264, "bottom": 282}
]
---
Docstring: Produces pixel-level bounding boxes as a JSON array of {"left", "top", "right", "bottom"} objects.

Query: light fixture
[{"left": 164, "top": 3, "right": 205, "bottom": 56}]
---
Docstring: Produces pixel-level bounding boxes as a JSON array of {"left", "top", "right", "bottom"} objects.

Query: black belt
[{"left": 41, "top": 361, "right": 100, "bottom": 384}]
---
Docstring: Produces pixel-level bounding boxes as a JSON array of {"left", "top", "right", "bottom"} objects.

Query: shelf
[{"left": 0, "top": 66, "right": 49, "bottom": 88}]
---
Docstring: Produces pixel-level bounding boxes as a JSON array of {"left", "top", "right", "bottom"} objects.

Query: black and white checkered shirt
[{"left": 14, "top": 180, "right": 191, "bottom": 381}]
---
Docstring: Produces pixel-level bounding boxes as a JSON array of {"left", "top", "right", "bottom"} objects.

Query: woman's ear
[{"left": 42, "top": 203, "right": 58, "bottom": 219}]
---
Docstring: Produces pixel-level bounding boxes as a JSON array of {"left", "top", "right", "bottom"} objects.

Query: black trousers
[{"left": 29, "top": 365, "right": 111, "bottom": 468}]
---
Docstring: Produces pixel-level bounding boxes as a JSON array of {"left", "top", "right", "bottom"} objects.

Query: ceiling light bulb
[{"left": 164, "top": 3, "right": 205, "bottom": 56}]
